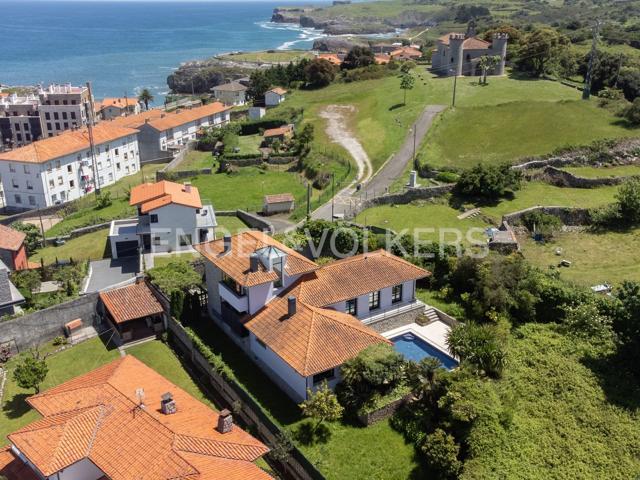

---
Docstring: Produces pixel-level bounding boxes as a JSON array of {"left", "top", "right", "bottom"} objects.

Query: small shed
[
  {"left": 248, "top": 106, "right": 266, "bottom": 120},
  {"left": 263, "top": 124, "right": 294, "bottom": 144},
  {"left": 487, "top": 227, "right": 519, "bottom": 253},
  {"left": 99, "top": 280, "right": 165, "bottom": 344},
  {"left": 265, "top": 87, "right": 287, "bottom": 107},
  {"left": 263, "top": 193, "right": 295, "bottom": 215}
]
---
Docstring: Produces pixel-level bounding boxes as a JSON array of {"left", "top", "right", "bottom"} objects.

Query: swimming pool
[{"left": 391, "top": 332, "right": 459, "bottom": 370}]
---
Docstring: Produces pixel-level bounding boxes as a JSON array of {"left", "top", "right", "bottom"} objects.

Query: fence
[{"left": 166, "top": 317, "right": 325, "bottom": 480}]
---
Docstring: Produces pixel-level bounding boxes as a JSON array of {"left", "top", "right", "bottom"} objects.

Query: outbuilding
[
  {"left": 265, "top": 87, "right": 287, "bottom": 107},
  {"left": 263, "top": 193, "right": 295, "bottom": 215}
]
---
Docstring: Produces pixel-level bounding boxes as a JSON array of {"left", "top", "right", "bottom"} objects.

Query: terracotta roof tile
[
  {"left": 12, "top": 356, "right": 270, "bottom": 480},
  {"left": 263, "top": 125, "right": 293, "bottom": 138},
  {"left": 146, "top": 102, "right": 230, "bottom": 132},
  {"left": 268, "top": 88, "right": 287, "bottom": 96},
  {"left": 194, "top": 231, "right": 318, "bottom": 287},
  {"left": 438, "top": 33, "right": 491, "bottom": 50},
  {"left": 246, "top": 292, "right": 390, "bottom": 376},
  {"left": 213, "top": 82, "right": 248, "bottom": 92},
  {"left": 99, "top": 282, "right": 164, "bottom": 324},
  {"left": 264, "top": 193, "right": 294, "bottom": 204},
  {"left": 0, "top": 123, "right": 138, "bottom": 164},
  {"left": 129, "top": 180, "right": 202, "bottom": 213},
  {"left": 0, "top": 447, "right": 39, "bottom": 480},
  {"left": 390, "top": 47, "right": 422, "bottom": 58},
  {"left": 0, "top": 224, "right": 26, "bottom": 251},
  {"left": 99, "top": 97, "right": 139, "bottom": 110},
  {"left": 375, "top": 54, "right": 390, "bottom": 64},
  {"left": 316, "top": 53, "right": 343, "bottom": 65}
]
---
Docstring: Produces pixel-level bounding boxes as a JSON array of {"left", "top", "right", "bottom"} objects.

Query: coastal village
[{"left": 0, "top": 0, "right": 640, "bottom": 479}]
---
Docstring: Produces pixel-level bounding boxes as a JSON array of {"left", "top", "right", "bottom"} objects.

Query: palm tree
[{"left": 138, "top": 88, "right": 154, "bottom": 110}]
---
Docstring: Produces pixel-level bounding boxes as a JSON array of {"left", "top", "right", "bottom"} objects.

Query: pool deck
[{"left": 382, "top": 319, "right": 454, "bottom": 358}]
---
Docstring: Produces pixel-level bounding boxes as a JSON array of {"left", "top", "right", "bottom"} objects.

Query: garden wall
[
  {"left": 350, "top": 184, "right": 455, "bottom": 218},
  {"left": 156, "top": 168, "right": 213, "bottom": 181},
  {"left": 503, "top": 206, "right": 592, "bottom": 226},
  {"left": 357, "top": 394, "right": 413, "bottom": 426},
  {"left": 0, "top": 293, "right": 99, "bottom": 352},
  {"left": 537, "top": 166, "right": 639, "bottom": 188}
]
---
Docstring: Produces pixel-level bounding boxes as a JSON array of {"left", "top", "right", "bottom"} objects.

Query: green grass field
[
  {"left": 31, "top": 228, "right": 110, "bottom": 265},
  {"left": 519, "top": 228, "right": 640, "bottom": 286},
  {"left": 420, "top": 99, "right": 637, "bottom": 169},
  {"left": 356, "top": 201, "right": 490, "bottom": 244},
  {"left": 218, "top": 50, "right": 314, "bottom": 63},
  {"left": 190, "top": 167, "right": 307, "bottom": 212},
  {"left": 176, "top": 150, "right": 215, "bottom": 171},
  {"left": 236, "top": 134, "right": 263, "bottom": 154},
  {"left": 563, "top": 164, "right": 640, "bottom": 178}
]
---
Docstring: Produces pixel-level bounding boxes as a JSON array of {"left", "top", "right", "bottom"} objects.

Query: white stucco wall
[
  {"left": 147, "top": 203, "right": 198, "bottom": 253},
  {"left": 326, "top": 280, "right": 416, "bottom": 320}
]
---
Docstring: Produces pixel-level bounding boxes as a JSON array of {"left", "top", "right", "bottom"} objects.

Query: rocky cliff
[{"left": 167, "top": 59, "right": 258, "bottom": 95}]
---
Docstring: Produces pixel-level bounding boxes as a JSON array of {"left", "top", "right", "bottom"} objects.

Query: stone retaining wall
[
  {"left": 503, "top": 206, "right": 592, "bottom": 226},
  {"left": 156, "top": 168, "right": 213, "bottom": 181},
  {"left": 350, "top": 184, "right": 455, "bottom": 218},
  {"left": 537, "top": 166, "right": 638, "bottom": 188},
  {"left": 357, "top": 393, "right": 413, "bottom": 426},
  {"left": 0, "top": 293, "right": 99, "bottom": 352}
]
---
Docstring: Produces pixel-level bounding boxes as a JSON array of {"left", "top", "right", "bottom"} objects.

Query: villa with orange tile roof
[
  {"left": 108, "top": 180, "right": 216, "bottom": 258},
  {"left": 265, "top": 88, "right": 287, "bottom": 107},
  {"left": 0, "top": 355, "right": 272, "bottom": 480},
  {"left": 389, "top": 46, "right": 423, "bottom": 61},
  {"left": 431, "top": 27, "right": 508, "bottom": 77},
  {"left": 0, "top": 122, "right": 140, "bottom": 210},
  {"left": 195, "top": 231, "right": 431, "bottom": 401},
  {"left": 134, "top": 102, "right": 231, "bottom": 162},
  {"left": 97, "top": 97, "right": 141, "bottom": 120},
  {"left": 0, "top": 224, "right": 29, "bottom": 271}
]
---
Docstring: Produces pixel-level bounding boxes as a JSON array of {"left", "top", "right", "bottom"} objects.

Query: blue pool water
[{"left": 391, "top": 333, "right": 459, "bottom": 370}]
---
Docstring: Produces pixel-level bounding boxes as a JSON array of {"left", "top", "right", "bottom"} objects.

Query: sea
[{"left": 0, "top": 1, "right": 332, "bottom": 101}]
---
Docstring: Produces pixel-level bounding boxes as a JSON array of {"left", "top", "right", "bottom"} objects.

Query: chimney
[
  {"left": 183, "top": 182, "right": 191, "bottom": 193},
  {"left": 160, "top": 392, "right": 177, "bottom": 415},
  {"left": 223, "top": 234, "right": 232, "bottom": 254},
  {"left": 250, "top": 253, "right": 260, "bottom": 272},
  {"left": 287, "top": 296, "right": 297, "bottom": 318},
  {"left": 135, "top": 273, "right": 145, "bottom": 284},
  {"left": 217, "top": 409, "right": 233, "bottom": 434},
  {"left": 160, "top": 113, "right": 166, "bottom": 118},
  {"left": 145, "top": 118, "right": 150, "bottom": 124},
  {"left": 135, "top": 388, "right": 145, "bottom": 408}
]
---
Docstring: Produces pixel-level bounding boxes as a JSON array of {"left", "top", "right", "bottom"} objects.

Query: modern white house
[
  {"left": 212, "top": 82, "right": 248, "bottom": 106},
  {"left": 0, "top": 123, "right": 140, "bottom": 210},
  {"left": 109, "top": 180, "right": 216, "bottom": 258},
  {"left": 195, "top": 232, "right": 429, "bottom": 402},
  {"left": 131, "top": 102, "right": 231, "bottom": 162},
  {"left": 97, "top": 97, "right": 141, "bottom": 120},
  {"left": 265, "top": 88, "right": 287, "bottom": 107}
]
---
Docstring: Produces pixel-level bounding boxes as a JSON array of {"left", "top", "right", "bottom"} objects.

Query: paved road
[{"left": 311, "top": 104, "right": 446, "bottom": 221}]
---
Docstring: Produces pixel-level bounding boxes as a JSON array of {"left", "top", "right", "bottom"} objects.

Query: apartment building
[
  {"left": 0, "top": 84, "right": 93, "bottom": 149},
  {"left": 0, "top": 123, "right": 140, "bottom": 211}
]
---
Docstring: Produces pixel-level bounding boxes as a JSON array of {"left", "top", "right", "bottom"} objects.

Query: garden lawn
[
  {"left": 461, "top": 323, "right": 640, "bottom": 479},
  {"left": 421, "top": 100, "right": 637, "bottom": 169},
  {"left": 279, "top": 74, "right": 583, "bottom": 173},
  {"left": 563, "top": 164, "right": 640, "bottom": 178},
  {"left": 0, "top": 337, "right": 120, "bottom": 445},
  {"left": 236, "top": 134, "right": 263, "bottom": 155},
  {"left": 355, "top": 201, "right": 490, "bottom": 244},
  {"left": 479, "top": 182, "right": 620, "bottom": 222},
  {"left": 152, "top": 252, "right": 201, "bottom": 269},
  {"left": 518, "top": 228, "right": 640, "bottom": 286},
  {"left": 31, "top": 228, "right": 110, "bottom": 265},
  {"left": 188, "top": 321, "right": 420, "bottom": 480},
  {"left": 45, "top": 163, "right": 164, "bottom": 237},
  {"left": 176, "top": 150, "right": 215, "bottom": 171},
  {"left": 189, "top": 167, "right": 307, "bottom": 212},
  {"left": 215, "top": 215, "right": 251, "bottom": 235}
]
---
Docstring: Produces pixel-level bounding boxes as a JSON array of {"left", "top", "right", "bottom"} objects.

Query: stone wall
[
  {"left": 350, "top": 184, "right": 455, "bottom": 218},
  {"left": 0, "top": 293, "right": 99, "bottom": 352},
  {"left": 357, "top": 393, "right": 413, "bottom": 426},
  {"left": 0, "top": 203, "right": 69, "bottom": 225},
  {"left": 237, "top": 210, "right": 274, "bottom": 233},
  {"left": 156, "top": 168, "right": 213, "bottom": 181},
  {"left": 537, "top": 166, "right": 638, "bottom": 188},
  {"left": 503, "top": 206, "right": 592, "bottom": 226}
]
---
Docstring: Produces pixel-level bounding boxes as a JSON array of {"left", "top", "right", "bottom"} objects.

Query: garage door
[{"left": 115, "top": 241, "right": 139, "bottom": 258}]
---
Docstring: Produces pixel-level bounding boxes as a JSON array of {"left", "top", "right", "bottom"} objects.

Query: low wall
[
  {"left": 0, "top": 293, "right": 99, "bottom": 352},
  {"left": 156, "top": 168, "right": 213, "bottom": 181},
  {"left": 0, "top": 203, "right": 69, "bottom": 226},
  {"left": 538, "top": 166, "right": 638, "bottom": 188},
  {"left": 237, "top": 210, "right": 274, "bottom": 233},
  {"left": 160, "top": 140, "right": 197, "bottom": 172},
  {"left": 503, "top": 206, "right": 592, "bottom": 226},
  {"left": 351, "top": 184, "right": 455, "bottom": 218},
  {"left": 357, "top": 393, "right": 413, "bottom": 426}
]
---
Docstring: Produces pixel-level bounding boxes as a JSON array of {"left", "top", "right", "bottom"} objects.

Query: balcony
[{"left": 218, "top": 281, "right": 248, "bottom": 313}]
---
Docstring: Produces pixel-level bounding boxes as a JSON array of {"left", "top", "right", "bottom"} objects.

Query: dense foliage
[
  {"left": 455, "top": 164, "right": 522, "bottom": 199},
  {"left": 13, "top": 351, "right": 48, "bottom": 393},
  {"left": 11, "top": 222, "right": 41, "bottom": 254}
]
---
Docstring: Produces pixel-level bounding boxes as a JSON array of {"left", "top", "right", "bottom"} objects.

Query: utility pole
[
  {"left": 582, "top": 20, "right": 601, "bottom": 100},
  {"left": 85, "top": 82, "right": 101, "bottom": 195},
  {"left": 331, "top": 173, "right": 335, "bottom": 221},
  {"left": 452, "top": 74, "right": 458, "bottom": 107},
  {"left": 412, "top": 125, "right": 417, "bottom": 168},
  {"left": 306, "top": 183, "right": 311, "bottom": 220}
]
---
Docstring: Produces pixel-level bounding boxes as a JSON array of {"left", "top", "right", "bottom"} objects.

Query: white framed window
[
  {"left": 9, "top": 164, "right": 16, "bottom": 173},
  {"left": 369, "top": 291, "right": 381, "bottom": 311},
  {"left": 23, "top": 165, "right": 30, "bottom": 174},
  {"left": 11, "top": 178, "right": 18, "bottom": 188},
  {"left": 58, "top": 176, "right": 63, "bottom": 185},
  {"left": 28, "top": 195, "right": 36, "bottom": 206},
  {"left": 14, "top": 194, "right": 21, "bottom": 204},
  {"left": 26, "top": 180, "right": 33, "bottom": 190}
]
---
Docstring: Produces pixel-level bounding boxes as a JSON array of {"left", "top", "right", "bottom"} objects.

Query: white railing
[{"left": 361, "top": 299, "right": 425, "bottom": 325}]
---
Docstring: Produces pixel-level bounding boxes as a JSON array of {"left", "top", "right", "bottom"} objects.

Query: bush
[
  {"left": 446, "top": 322, "right": 507, "bottom": 378},
  {"left": 95, "top": 191, "right": 112, "bottom": 209},
  {"left": 455, "top": 164, "right": 522, "bottom": 199},
  {"left": 148, "top": 260, "right": 202, "bottom": 296},
  {"left": 623, "top": 97, "right": 640, "bottom": 125},
  {"left": 13, "top": 350, "right": 48, "bottom": 393},
  {"left": 520, "top": 211, "right": 562, "bottom": 239},
  {"left": 421, "top": 429, "right": 462, "bottom": 479},
  {"left": 52, "top": 336, "right": 67, "bottom": 346},
  {"left": 435, "top": 171, "right": 460, "bottom": 183},
  {"left": 562, "top": 300, "right": 613, "bottom": 342},
  {"left": 305, "top": 58, "right": 337, "bottom": 88},
  {"left": 11, "top": 222, "right": 42, "bottom": 255}
]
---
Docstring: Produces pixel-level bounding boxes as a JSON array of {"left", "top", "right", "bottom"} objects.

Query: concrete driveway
[{"left": 84, "top": 257, "right": 140, "bottom": 293}]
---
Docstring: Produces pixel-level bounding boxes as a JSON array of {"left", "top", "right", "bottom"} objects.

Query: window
[
  {"left": 392, "top": 284, "right": 403, "bottom": 304},
  {"left": 124, "top": 152, "right": 128, "bottom": 160},
  {"left": 222, "top": 273, "right": 245, "bottom": 296},
  {"left": 54, "top": 100, "right": 59, "bottom": 105},
  {"left": 368, "top": 290, "right": 381, "bottom": 311},
  {"left": 11, "top": 179, "right": 18, "bottom": 188},
  {"left": 62, "top": 112, "right": 67, "bottom": 120},
  {"left": 9, "top": 164, "right": 15, "bottom": 173},
  {"left": 55, "top": 122, "right": 60, "bottom": 130},
  {"left": 26, "top": 181, "right": 33, "bottom": 190},
  {"left": 63, "top": 100, "right": 68, "bottom": 105},
  {"left": 47, "top": 122, "right": 52, "bottom": 131},
  {"left": 45, "top": 112, "right": 51, "bottom": 120},
  {"left": 25, "top": 133, "right": 31, "bottom": 141},
  {"left": 55, "top": 160, "right": 61, "bottom": 169},
  {"left": 70, "top": 111, "right": 76, "bottom": 120},
  {"left": 14, "top": 194, "right": 21, "bottom": 204},
  {"left": 47, "top": 163, "right": 52, "bottom": 173},
  {"left": 150, "top": 214, "right": 158, "bottom": 223},
  {"left": 346, "top": 298, "right": 358, "bottom": 316},
  {"left": 313, "top": 368, "right": 335, "bottom": 385},
  {"left": 152, "top": 235, "right": 162, "bottom": 246},
  {"left": 114, "top": 148, "right": 119, "bottom": 156},
  {"left": 49, "top": 179, "right": 54, "bottom": 188},
  {"left": 51, "top": 193, "right": 57, "bottom": 203},
  {"left": 23, "top": 123, "right": 29, "bottom": 131},
  {"left": 179, "top": 234, "right": 192, "bottom": 247},
  {"left": 16, "top": 134, "right": 22, "bottom": 142},
  {"left": 116, "top": 162, "right": 121, "bottom": 170},
  {"left": 15, "top": 123, "right": 20, "bottom": 131},
  {"left": 57, "top": 176, "right": 63, "bottom": 185},
  {"left": 108, "top": 173, "right": 113, "bottom": 182},
  {"left": 63, "top": 122, "right": 69, "bottom": 129},
  {"left": 67, "top": 165, "right": 72, "bottom": 173},
  {"left": 54, "top": 112, "right": 59, "bottom": 120},
  {"left": 28, "top": 195, "right": 36, "bottom": 206},
  {"left": 69, "top": 180, "right": 75, "bottom": 188}
]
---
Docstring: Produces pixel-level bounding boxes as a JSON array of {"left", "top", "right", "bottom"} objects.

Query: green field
[
  {"left": 218, "top": 50, "right": 314, "bottom": 63},
  {"left": 190, "top": 167, "right": 307, "bottom": 212},
  {"left": 176, "top": 150, "right": 215, "bottom": 171},
  {"left": 236, "top": 134, "right": 263, "bottom": 154},
  {"left": 519, "top": 228, "right": 640, "bottom": 287},
  {"left": 356, "top": 201, "right": 490, "bottom": 244},
  {"left": 215, "top": 215, "right": 252, "bottom": 235},
  {"left": 563, "top": 164, "right": 640, "bottom": 178},
  {"left": 31, "top": 228, "right": 110, "bottom": 265},
  {"left": 420, "top": 99, "right": 637, "bottom": 169}
]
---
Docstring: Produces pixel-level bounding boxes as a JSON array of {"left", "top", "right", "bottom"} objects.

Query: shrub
[
  {"left": 52, "top": 336, "right": 67, "bottom": 346},
  {"left": 13, "top": 350, "right": 48, "bottom": 393},
  {"left": 446, "top": 322, "right": 507, "bottom": 377},
  {"left": 455, "top": 164, "right": 522, "bottom": 199},
  {"left": 623, "top": 97, "right": 640, "bottom": 125},
  {"left": 520, "top": 211, "right": 562, "bottom": 239},
  {"left": 11, "top": 222, "right": 42, "bottom": 254},
  {"left": 562, "top": 300, "right": 613, "bottom": 342},
  {"left": 435, "top": 171, "right": 460, "bottom": 183},
  {"left": 421, "top": 429, "right": 462, "bottom": 479},
  {"left": 148, "top": 260, "right": 202, "bottom": 296},
  {"left": 95, "top": 191, "right": 112, "bottom": 209},
  {"left": 305, "top": 58, "right": 337, "bottom": 88}
]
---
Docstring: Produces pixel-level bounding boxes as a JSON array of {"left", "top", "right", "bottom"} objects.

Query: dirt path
[{"left": 319, "top": 105, "right": 373, "bottom": 186}]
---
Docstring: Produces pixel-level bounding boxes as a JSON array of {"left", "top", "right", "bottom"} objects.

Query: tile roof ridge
[
  {"left": 302, "top": 308, "right": 320, "bottom": 375},
  {"left": 307, "top": 304, "right": 387, "bottom": 341},
  {"left": 174, "top": 433, "right": 269, "bottom": 461},
  {"left": 11, "top": 404, "right": 106, "bottom": 434}
]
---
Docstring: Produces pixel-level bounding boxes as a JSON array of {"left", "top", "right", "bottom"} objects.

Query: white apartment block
[{"left": 0, "top": 123, "right": 140, "bottom": 211}]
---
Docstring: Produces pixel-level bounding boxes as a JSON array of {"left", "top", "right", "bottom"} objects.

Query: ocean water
[{"left": 0, "top": 1, "right": 329, "bottom": 101}]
